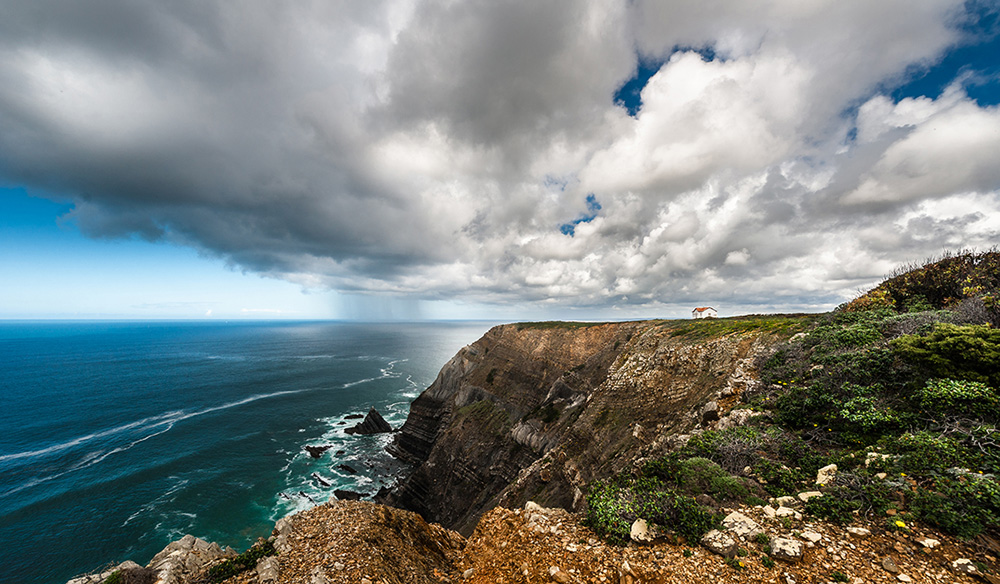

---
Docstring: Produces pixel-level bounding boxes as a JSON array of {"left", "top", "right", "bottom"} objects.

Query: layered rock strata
[{"left": 381, "top": 320, "right": 790, "bottom": 535}]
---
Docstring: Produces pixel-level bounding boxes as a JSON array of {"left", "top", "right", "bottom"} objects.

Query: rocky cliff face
[{"left": 381, "top": 319, "right": 797, "bottom": 535}]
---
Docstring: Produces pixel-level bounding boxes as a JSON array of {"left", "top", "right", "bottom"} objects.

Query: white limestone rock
[
  {"left": 769, "top": 536, "right": 804, "bottom": 562},
  {"left": 630, "top": 518, "right": 655, "bottom": 544},
  {"left": 815, "top": 464, "right": 837, "bottom": 486},
  {"left": 722, "top": 511, "right": 763, "bottom": 538},
  {"left": 701, "top": 529, "right": 738, "bottom": 558}
]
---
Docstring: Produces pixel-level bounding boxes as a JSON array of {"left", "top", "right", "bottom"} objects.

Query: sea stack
[{"left": 345, "top": 407, "right": 392, "bottom": 435}]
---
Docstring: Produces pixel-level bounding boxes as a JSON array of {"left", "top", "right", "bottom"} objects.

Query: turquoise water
[{"left": 0, "top": 321, "right": 493, "bottom": 584}]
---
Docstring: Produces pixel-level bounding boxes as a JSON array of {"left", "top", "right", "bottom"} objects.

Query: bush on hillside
[
  {"left": 840, "top": 250, "right": 1000, "bottom": 317},
  {"left": 584, "top": 476, "right": 719, "bottom": 544}
]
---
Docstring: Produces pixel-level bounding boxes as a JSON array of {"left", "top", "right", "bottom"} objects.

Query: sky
[{"left": 1, "top": 0, "right": 999, "bottom": 320}]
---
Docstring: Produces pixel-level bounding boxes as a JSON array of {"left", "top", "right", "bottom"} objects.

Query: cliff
[{"left": 380, "top": 317, "right": 810, "bottom": 535}]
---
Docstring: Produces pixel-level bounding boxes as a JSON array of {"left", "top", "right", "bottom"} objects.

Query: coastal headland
[{"left": 72, "top": 252, "right": 1000, "bottom": 584}]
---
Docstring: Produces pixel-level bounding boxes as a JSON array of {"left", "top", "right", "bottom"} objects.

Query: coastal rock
[
  {"left": 66, "top": 561, "right": 145, "bottom": 584},
  {"left": 334, "top": 489, "right": 368, "bottom": 500},
  {"left": 337, "top": 463, "right": 358, "bottom": 474},
  {"left": 146, "top": 534, "right": 236, "bottom": 584},
  {"left": 304, "top": 444, "right": 333, "bottom": 458},
  {"left": 345, "top": 407, "right": 393, "bottom": 435}
]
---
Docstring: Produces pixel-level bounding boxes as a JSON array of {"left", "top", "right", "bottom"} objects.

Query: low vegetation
[
  {"left": 660, "top": 314, "right": 818, "bottom": 341},
  {"left": 585, "top": 252, "right": 1000, "bottom": 542},
  {"left": 193, "top": 541, "right": 276, "bottom": 584},
  {"left": 102, "top": 568, "right": 156, "bottom": 584}
]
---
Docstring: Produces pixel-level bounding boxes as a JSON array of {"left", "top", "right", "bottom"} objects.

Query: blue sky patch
[
  {"left": 560, "top": 194, "right": 602, "bottom": 236},
  {"left": 614, "top": 47, "right": 718, "bottom": 117},
  {"left": 614, "top": 56, "right": 666, "bottom": 116},
  {"left": 891, "top": 2, "right": 1000, "bottom": 106}
]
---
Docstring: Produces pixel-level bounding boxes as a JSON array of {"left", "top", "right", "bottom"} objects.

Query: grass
[
  {"left": 454, "top": 400, "right": 511, "bottom": 436},
  {"left": 515, "top": 321, "right": 611, "bottom": 330},
  {"left": 659, "top": 314, "right": 819, "bottom": 341}
]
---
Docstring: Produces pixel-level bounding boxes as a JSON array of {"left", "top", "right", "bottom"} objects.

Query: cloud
[{"left": 1, "top": 0, "right": 999, "bottom": 315}]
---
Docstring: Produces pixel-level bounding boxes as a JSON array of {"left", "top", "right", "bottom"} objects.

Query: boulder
[
  {"left": 630, "top": 518, "right": 655, "bottom": 544},
  {"left": 815, "top": 464, "right": 837, "bottom": 486},
  {"left": 345, "top": 407, "right": 393, "bottom": 435},
  {"left": 800, "top": 530, "right": 822, "bottom": 544},
  {"left": 334, "top": 489, "right": 368, "bottom": 501},
  {"left": 797, "top": 491, "right": 823, "bottom": 502},
  {"left": 701, "top": 529, "right": 738, "bottom": 558},
  {"left": 722, "top": 511, "right": 763, "bottom": 538},
  {"left": 304, "top": 444, "right": 333, "bottom": 458},
  {"left": 769, "top": 536, "right": 803, "bottom": 562},
  {"left": 952, "top": 558, "right": 978, "bottom": 575}
]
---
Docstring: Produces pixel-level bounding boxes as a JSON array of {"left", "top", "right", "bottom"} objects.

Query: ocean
[{"left": 0, "top": 320, "right": 494, "bottom": 584}]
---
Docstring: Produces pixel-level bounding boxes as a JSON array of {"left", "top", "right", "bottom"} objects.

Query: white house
[{"left": 692, "top": 307, "right": 718, "bottom": 319}]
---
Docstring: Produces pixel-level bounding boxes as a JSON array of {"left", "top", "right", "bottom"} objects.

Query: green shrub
[
  {"left": 102, "top": 568, "right": 155, "bottom": 584},
  {"left": 893, "top": 323, "right": 1000, "bottom": 387},
  {"left": 882, "top": 432, "right": 978, "bottom": 475},
  {"left": 641, "top": 453, "right": 751, "bottom": 501},
  {"left": 920, "top": 378, "right": 999, "bottom": 419},
  {"left": 585, "top": 475, "right": 719, "bottom": 544},
  {"left": 199, "top": 541, "right": 276, "bottom": 584},
  {"left": 804, "top": 491, "right": 856, "bottom": 524},
  {"left": 910, "top": 474, "right": 1000, "bottom": 538},
  {"left": 838, "top": 386, "right": 906, "bottom": 433}
]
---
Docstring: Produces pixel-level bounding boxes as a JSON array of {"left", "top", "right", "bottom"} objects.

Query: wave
[
  {"left": 0, "top": 386, "right": 336, "bottom": 500},
  {"left": 0, "top": 410, "right": 186, "bottom": 464}
]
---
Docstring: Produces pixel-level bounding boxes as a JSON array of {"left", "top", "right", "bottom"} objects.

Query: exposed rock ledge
[{"left": 71, "top": 499, "right": 986, "bottom": 584}]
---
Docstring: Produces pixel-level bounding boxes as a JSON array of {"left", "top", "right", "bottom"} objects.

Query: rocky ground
[{"left": 201, "top": 498, "right": 994, "bottom": 584}]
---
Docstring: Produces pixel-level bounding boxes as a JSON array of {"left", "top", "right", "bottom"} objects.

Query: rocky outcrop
[
  {"left": 380, "top": 319, "right": 795, "bottom": 535},
  {"left": 146, "top": 534, "right": 236, "bottom": 584},
  {"left": 70, "top": 498, "right": 989, "bottom": 584},
  {"left": 344, "top": 407, "right": 392, "bottom": 435}
]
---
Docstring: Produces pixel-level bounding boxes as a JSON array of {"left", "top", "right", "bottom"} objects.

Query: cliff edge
[{"left": 380, "top": 317, "right": 811, "bottom": 534}]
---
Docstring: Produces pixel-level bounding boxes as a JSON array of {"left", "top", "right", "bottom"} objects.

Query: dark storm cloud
[{"left": 1, "top": 0, "right": 999, "bottom": 312}]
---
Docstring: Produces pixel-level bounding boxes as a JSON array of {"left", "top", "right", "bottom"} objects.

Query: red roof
[{"left": 693, "top": 307, "right": 716, "bottom": 312}]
